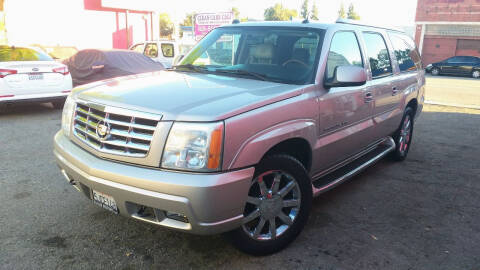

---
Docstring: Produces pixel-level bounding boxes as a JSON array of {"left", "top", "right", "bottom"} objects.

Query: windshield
[
  {"left": 178, "top": 26, "right": 325, "bottom": 84},
  {"left": 0, "top": 46, "right": 53, "bottom": 62}
]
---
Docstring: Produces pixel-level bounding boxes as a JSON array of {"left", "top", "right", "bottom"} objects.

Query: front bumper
[{"left": 53, "top": 131, "right": 254, "bottom": 235}]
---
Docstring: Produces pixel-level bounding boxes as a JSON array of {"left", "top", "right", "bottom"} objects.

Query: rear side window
[
  {"left": 362, "top": 32, "right": 393, "bottom": 78},
  {"left": 325, "top": 31, "right": 363, "bottom": 82},
  {"left": 0, "top": 46, "right": 53, "bottom": 62},
  {"left": 145, "top": 43, "right": 159, "bottom": 58},
  {"left": 389, "top": 34, "right": 416, "bottom": 72},
  {"left": 161, "top": 43, "right": 174, "bottom": 58},
  {"left": 446, "top": 57, "right": 461, "bottom": 63}
]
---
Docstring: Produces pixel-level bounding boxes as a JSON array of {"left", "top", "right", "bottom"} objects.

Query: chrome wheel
[
  {"left": 473, "top": 70, "right": 480, "bottom": 79},
  {"left": 431, "top": 68, "right": 440, "bottom": 76},
  {"left": 398, "top": 114, "right": 412, "bottom": 155},
  {"left": 242, "top": 170, "right": 301, "bottom": 241}
]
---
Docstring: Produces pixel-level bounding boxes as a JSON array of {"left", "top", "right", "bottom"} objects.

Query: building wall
[
  {"left": 416, "top": 0, "right": 480, "bottom": 22},
  {"left": 415, "top": 0, "right": 480, "bottom": 65}
]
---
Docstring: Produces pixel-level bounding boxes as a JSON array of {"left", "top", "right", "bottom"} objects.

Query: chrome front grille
[{"left": 73, "top": 102, "right": 160, "bottom": 158}]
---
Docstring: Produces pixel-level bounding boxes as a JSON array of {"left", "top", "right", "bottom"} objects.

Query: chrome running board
[{"left": 312, "top": 137, "right": 395, "bottom": 197}]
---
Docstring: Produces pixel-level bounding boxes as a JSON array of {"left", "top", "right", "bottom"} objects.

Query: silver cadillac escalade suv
[{"left": 54, "top": 19, "right": 425, "bottom": 255}]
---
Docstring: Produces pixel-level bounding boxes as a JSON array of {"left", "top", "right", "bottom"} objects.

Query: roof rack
[{"left": 335, "top": 18, "right": 404, "bottom": 33}]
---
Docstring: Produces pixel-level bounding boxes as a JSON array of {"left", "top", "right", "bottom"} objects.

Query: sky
[
  {"left": 162, "top": 0, "right": 418, "bottom": 27},
  {"left": 4, "top": 0, "right": 419, "bottom": 48}
]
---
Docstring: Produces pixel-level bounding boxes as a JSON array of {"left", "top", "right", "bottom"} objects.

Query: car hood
[{"left": 72, "top": 71, "right": 303, "bottom": 121}]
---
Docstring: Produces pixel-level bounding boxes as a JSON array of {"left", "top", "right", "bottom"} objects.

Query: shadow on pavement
[
  {"left": 1, "top": 104, "right": 479, "bottom": 270},
  {"left": 0, "top": 102, "right": 59, "bottom": 118}
]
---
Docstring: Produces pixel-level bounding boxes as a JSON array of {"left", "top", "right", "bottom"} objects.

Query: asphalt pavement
[
  {"left": 0, "top": 77, "right": 479, "bottom": 270},
  {"left": 425, "top": 75, "right": 480, "bottom": 108}
]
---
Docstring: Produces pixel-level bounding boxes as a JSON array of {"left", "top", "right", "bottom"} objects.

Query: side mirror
[
  {"left": 324, "top": 66, "right": 367, "bottom": 88},
  {"left": 173, "top": 54, "right": 185, "bottom": 66}
]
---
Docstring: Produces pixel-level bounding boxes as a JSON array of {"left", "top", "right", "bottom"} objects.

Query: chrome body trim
[
  {"left": 70, "top": 99, "right": 170, "bottom": 167},
  {"left": 312, "top": 137, "right": 396, "bottom": 196}
]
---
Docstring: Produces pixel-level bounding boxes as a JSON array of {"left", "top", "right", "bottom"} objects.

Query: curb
[{"left": 425, "top": 101, "right": 480, "bottom": 110}]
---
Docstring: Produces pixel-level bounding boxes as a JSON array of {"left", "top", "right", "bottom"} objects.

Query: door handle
[
  {"left": 364, "top": 92, "right": 373, "bottom": 103},
  {"left": 392, "top": 86, "right": 399, "bottom": 96}
]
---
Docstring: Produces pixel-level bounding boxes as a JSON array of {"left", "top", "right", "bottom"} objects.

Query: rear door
[
  {"left": 442, "top": 57, "right": 461, "bottom": 74},
  {"left": 314, "top": 31, "right": 375, "bottom": 173},
  {"left": 457, "top": 56, "right": 475, "bottom": 75},
  {"left": 360, "top": 31, "right": 399, "bottom": 141},
  {"left": 387, "top": 32, "right": 422, "bottom": 133}
]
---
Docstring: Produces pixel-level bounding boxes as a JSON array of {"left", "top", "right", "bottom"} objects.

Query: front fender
[{"left": 227, "top": 119, "right": 316, "bottom": 170}]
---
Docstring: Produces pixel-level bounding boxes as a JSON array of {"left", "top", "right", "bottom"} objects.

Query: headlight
[
  {"left": 161, "top": 122, "right": 224, "bottom": 172},
  {"left": 61, "top": 95, "right": 76, "bottom": 137}
]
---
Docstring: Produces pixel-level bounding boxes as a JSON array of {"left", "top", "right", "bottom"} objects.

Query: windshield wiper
[
  {"left": 171, "top": 64, "right": 208, "bottom": 73},
  {"left": 213, "top": 69, "right": 268, "bottom": 81}
]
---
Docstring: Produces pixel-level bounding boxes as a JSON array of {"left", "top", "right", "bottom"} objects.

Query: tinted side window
[
  {"left": 145, "top": 43, "right": 158, "bottom": 58},
  {"left": 362, "top": 32, "right": 392, "bottom": 78},
  {"left": 459, "top": 56, "right": 475, "bottom": 63},
  {"left": 161, "top": 43, "right": 174, "bottom": 58},
  {"left": 446, "top": 57, "right": 460, "bottom": 63},
  {"left": 325, "top": 31, "right": 363, "bottom": 81},
  {"left": 390, "top": 34, "right": 416, "bottom": 72}
]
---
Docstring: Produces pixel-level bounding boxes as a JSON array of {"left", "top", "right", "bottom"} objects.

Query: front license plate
[
  {"left": 92, "top": 190, "right": 118, "bottom": 214},
  {"left": 28, "top": 73, "right": 43, "bottom": 80}
]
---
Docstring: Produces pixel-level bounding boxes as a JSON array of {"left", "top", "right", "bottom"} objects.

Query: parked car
[
  {"left": 30, "top": 44, "right": 79, "bottom": 61},
  {"left": 62, "top": 49, "right": 165, "bottom": 87},
  {"left": 0, "top": 45, "right": 72, "bottom": 109},
  {"left": 129, "top": 40, "right": 178, "bottom": 68},
  {"left": 426, "top": 56, "right": 480, "bottom": 78},
  {"left": 54, "top": 19, "right": 425, "bottom": 255}
]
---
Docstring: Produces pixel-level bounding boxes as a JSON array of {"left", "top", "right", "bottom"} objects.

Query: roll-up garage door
[{"left": 455, "top": 39, "right": 480, "bottom": 57}]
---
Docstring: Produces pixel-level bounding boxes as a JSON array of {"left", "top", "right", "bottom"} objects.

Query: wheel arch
[
  {"left": 406, "top": 98, "right": 418, "bottom": 116},
  {"left": 261, "top": 138, "right": 313, "bottom": 172},
  {"left": 227, "top": 120, "right": 316, "bottom": 172}
]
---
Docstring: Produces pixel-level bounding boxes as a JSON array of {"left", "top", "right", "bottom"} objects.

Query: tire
[
  {"left": 473, "top": 70, "right": 480, "bottom": 79},
  {"left": 52, "top": 99, "right": 66, "bottom": 110},
  {"left": 390, "top": 107, "right": 414, "bottom": 161},
  {"left": 431, "top": 67, "right": 440, "bottom": 76},
  {"left": 226, "top": 154, "right": 312, "bottom": 256}
]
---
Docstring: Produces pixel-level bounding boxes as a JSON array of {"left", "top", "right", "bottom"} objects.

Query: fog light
[{"left": 166, "top": 211, "right": 188, "bottom": 223}]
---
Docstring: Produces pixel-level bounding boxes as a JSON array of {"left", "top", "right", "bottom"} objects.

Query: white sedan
[{"left": 0, "top": 45, "right": 73, "bottom": 110}]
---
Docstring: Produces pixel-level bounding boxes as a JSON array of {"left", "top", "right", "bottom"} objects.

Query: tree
[
  {"left": 181, "top": 12, "right": 196, "bottom": 27},
  {"left": 347, "top": 3, "right": 361, "bottom": 20},
  {"left": 301, "top": 0, "right": 309, "bottom": 19},
  {"left": 264, "top": 3, "right": 298, "bottom": 21},
  {"left": 338, "top": 3, "right": 346, "bottom": 19},
  {"left": 310, "top": 1, "right": 319, "bottom": 20},
  {"left": 232, "top": 7, "right": 240, "bottom": 20},
  {"left": 179, "top": 12, "right": 196, "bottom": 38},
  {"left": 159, "top": 13, "right": 174, "bottom": 38}
]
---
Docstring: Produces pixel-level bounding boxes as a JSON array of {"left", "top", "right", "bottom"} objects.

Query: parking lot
[{"left": 1, "top": 76, "right": 479, "bottom": 270}]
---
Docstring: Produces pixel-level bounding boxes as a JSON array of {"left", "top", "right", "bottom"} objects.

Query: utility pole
[{"left": 125, "top": 9, "right": 129, "bottom": 48}]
